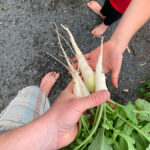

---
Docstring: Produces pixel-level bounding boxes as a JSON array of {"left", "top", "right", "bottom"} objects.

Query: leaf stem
[
  {"left": 81, "top": 115, "right": 90, "bottom": 134},
  {"left": 74, "top": 105, "right": 104, "bottom": 150},
  {"left": 117, "top": 113, "right": 150, "bottom": 142},
  {"left": 76, "top": 119, "right": 82, "bottom": 138},
  {"left": 108, "top": 99, "right": 124, "bottom": 109}
]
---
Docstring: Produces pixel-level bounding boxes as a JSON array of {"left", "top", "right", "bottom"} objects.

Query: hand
[
  {"left": 72, "top": 40, "right": 123, "bottom": 88},
  {"left": 49, "top": 82, "right": 110, "bottom": 149}
]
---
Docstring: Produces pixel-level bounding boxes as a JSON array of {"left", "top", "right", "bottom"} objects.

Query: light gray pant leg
[{"left": 0, "top": 86, "right": 50, "bottom": 130}]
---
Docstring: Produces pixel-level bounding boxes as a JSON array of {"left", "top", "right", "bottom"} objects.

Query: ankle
[
  {"left": 102, "top": 22, "right": 109, "bottom": 28},
  {"left": 99, "top": 12, "right": 106, "bottom": 19}
]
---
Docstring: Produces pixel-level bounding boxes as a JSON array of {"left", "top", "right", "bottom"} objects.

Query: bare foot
[
  {"left": 91, "top": 22, "right": 108, "bottom": 37},
  {"left": 40, "top": 72, "right": 59, "bottom": 96},
  {"left": 87, "top": 1, "right": 106, "bottom": 19}
]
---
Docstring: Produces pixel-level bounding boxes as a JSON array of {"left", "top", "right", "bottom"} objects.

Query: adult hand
[
  {"left": 72, "top": 40, "right": 123, "bottom": 88},
  {"left": 50, "top": 82, "right": 110, "bottom": 149}
]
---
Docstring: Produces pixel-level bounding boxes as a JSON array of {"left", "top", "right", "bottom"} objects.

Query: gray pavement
[{"left": 0, "top": 0, "right": 150, "bottom": 111}]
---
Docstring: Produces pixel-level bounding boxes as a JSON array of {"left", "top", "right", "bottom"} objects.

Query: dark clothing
[{"left": 100, "top": 0, "right": 122, "bottom": 26}]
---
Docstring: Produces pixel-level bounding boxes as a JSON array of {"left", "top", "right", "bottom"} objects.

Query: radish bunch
[{"left": 53, "top": 23, "right": 108, "bottom": 149}]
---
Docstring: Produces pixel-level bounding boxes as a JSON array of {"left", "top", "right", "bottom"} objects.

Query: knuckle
[
  {"left": 70, "top": 99, "right": 83, "bottom": 114},
  {"left": 90, "top": 94, "right": 99, "bottom": 107}
]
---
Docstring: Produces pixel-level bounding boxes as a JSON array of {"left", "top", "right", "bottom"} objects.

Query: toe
[
  {"left": 87, "top": 2, "right": 91, "bottom": 6},
  {"left": 52, "top": 72, "right": 55, "bottom": 77},
  {"left": 52, "top": 72, "right": 55, "bottom": 76},
  {"left": 90, "top": 1, "right": 95, "bottom": 5},
  {"left": 55, "top": 73, "right": 60, "bottom": 80},
  {"left": 94, "top": 32, "right": 99, "bottom": 37},
  {"left": 91, "top": 27, "right": 102, "bottom": 37},
  {"left": 48, "top": 72, "right": 53, "bottom": 76},
  {"left": 43, "top": 73, "right": 49, "bottom": 79},
  {"left": 91, "top": 30, "right": 96, "bottom": 36},
  {"left": 87, "top": 1, "right": 93, "bottom": 7}
]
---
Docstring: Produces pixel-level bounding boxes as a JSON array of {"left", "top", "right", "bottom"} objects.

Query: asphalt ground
[{"left": 0, "top": 0, "right": 150, "bottom": 111}]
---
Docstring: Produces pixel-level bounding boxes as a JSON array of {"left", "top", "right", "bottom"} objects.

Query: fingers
[
  {"left": 84, "top": 53, "right": 90, "bottom": 59},
  {"left": 65, "top": 81, "right": 73, "bottom": 93},
  {"left": 111, "top": 77, "right": 118, "bottom": 88},
  {"left": 73, "top": 63, "right": 78, "bottom": 69},
  {"left": 57, "top": 81, "right": 74, "bottom": 103},
  {"left": 75, "top": 90, "right": 110, "bottom": 113},
  {"left": 72, "top": 57, "right": 78, "bottom": 62},
  {"left": 111, "top": 69, "right": 120, "bottom": 88},
  {"left": 61, "top": 81, "right": 73, "bottom": 96},
  {"left": 72, "top": 53, "right": 90, "bottom": 62}
]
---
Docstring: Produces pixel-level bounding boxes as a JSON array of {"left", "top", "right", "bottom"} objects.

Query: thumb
[{"left": 76, "top": 90, "right": 110, "bottom": 113}]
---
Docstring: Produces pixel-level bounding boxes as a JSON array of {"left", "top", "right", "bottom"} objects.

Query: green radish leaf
[
  {"left": 102, "top": 123, "right": 111, "bottom": 130},
  {"left": 88, "top": 128, "right": 113, "bottom": 150},
  {"left": 115, "top": 105, "right": 126, "bottom": 119},
  {"left": 122, "top": 124, "right": 134, "bottom": 136},
  {"left": 123, "top": 101, "right": 138, "bottom": 125},
  {"left": 113, "top": 137, "right": 128, "bottom": 150},
  {"left": 135, "top": 99, "right": 150, "bottom": 121},
  {"left": 113, "top": 141, "right": 126, "bottom": 150},
  {"left": 115, "top": 118, "right": 125, "bottom": 129},
  {"left": 136, "top": 110, "right": 150, "bottom": 122},
  {"left": 139, "top": 87, "right": 147, "bottom": 95},
  {"left": 144, "top": 92, "right": 150, "bottom": 97},
  {"left": 108, "top": 132, "right": 118, "bottom": 145},
  {"left": 141, "top": 123, "right": 150, "bottom": 140},
  {"left": 135, "top": 99, "right": 150, "bottom": 110},
  {"left": 132, "top": 132, "right": 149, "bottom": 150},
  {"left": 81, "top": 114, "right": 91, "bottom": 130},
  {"left": 118, "top": 137, "right": 128, "bottom": 150},
  {"left": 146, "top": 144, "right": 150, "bottom": 150},
  {"left": 145, "top": 80, "right": 150, "bottom": 88},
  {"left": 119, "top": 134, "right": 136, "bottom": 150},
  {"left": 102, "top": 120, "right": 113, "bottom": 131}
]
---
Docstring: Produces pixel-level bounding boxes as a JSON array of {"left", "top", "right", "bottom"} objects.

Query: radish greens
[{"left": 44, "top": 24, "right": 150, "bottom": 150}]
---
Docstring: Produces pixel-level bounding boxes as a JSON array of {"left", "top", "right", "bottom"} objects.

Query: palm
[
  {"left": 73, "top": 41, "right": 123, "bottom": 88},
  {"left": 50, "top": 88, "right": 82, "bottom": 149},
  {"left": 89, "top": 42, "right": 122, "bottom": 88}
]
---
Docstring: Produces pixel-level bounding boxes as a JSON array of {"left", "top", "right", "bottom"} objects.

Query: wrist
[
  {"left": 36, "top": 110, "right": 59, "bottom": 150},
  {"left": 109, "top": 33, "right": 130, "bottom": 54},
  {"left": 106, "top": 39, "right": 125, "bottom": 55}
]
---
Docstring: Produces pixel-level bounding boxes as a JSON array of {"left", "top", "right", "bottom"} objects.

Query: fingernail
[{"left": 100, "top": 90, "right": 110, "bottom": 100}]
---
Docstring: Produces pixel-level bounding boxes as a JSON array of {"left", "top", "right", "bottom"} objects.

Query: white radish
[
  {"left": 54, "top": 23, "right": 90, "bottom": 97},
  {"left": 95, "top": 37, "right": 107, "bottom": 91},
  {"left": 61, "top": 24, "right": 95, "bottom": 93},
  {"left": 73, "top": 71, "right": 90, "bottom": 97}
]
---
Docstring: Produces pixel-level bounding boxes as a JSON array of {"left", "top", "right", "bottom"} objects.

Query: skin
[
  {"left": 40, "top": 72, "right": 60, "bottom": 96},
  {"left": 87, "top": 1, "right": 109, "bottom": 36},
  {"left": 87, "top": 1, "right": 106, "bottom": 19},
  {"left": 73, "top": 0, "right": 150, "bottom": 88},
  {"left": 0, "top": 73, "right": 110, "bottom": 150}
]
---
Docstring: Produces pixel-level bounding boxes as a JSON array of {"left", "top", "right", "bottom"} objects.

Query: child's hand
[{"left": 72, "top": 40, "right": 123, "bottom": 88}]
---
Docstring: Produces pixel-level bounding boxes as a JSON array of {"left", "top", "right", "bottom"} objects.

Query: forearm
[
  {"left": 0, "top": 111, "right": 58, "bottom": 150},
  {"left": 110, "top": 0, "right": 150, "bottom": 53}
]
